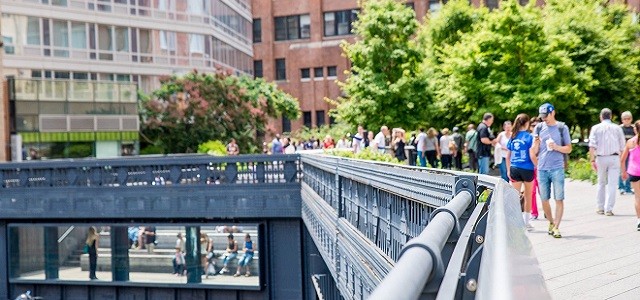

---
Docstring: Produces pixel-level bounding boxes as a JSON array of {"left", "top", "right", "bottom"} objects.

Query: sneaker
[
  {"left": 233, "top": 273, "right": 240, "bottom": 277},
  {"left": 620, "top": 190, "right": 626, "bottom": 195},
  {"left": 548, "top": 223, "right": 554, "bottom": 235},
  {"left": 596, "top": 209, "right": 605, "bottom": 215},
  {"left": 552, "top": 228, "right": 562, "bottom": 238},
  {"left": 637, "top": 223, "right": 640, "bottom": 231},
  {"left": 531, "top": 214, "right": 538, "bottom": 220},
  {"left": 525, "top": 223, "right": 534, "bottom": 231},
  {"left": 605, "top": 211, "right": 614, "bottom": 216}
]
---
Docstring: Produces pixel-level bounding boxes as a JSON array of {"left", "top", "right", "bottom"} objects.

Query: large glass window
[
  {"left": 160, "top": 30, "right": 176, "bottom": 51},
  {"left": 274, "top": 14, "right": 310, "bottom": 41},
  {"left": 7, "top": 224, "right": 261, "bottom": 288},
  {"left": 252, "top": 18, "right": 261, "bottom": 43},
  {"left": 187, "top": 0, "right": 205, "bottom": 14},
  {"left": 324, "top": 10, "right": 358, "bottom": 37},
  {"left": 275, "top": 58, "right": 286, "bottom": 80},
  {"left": 98, "top": 25, "right": 113, "bottom": 60},
  {"left": 316, "top": 110, "right": 325, "bottom": 127},
  {"left": 27, "top": 17, "right": 41, "bottom": 45},
  {"left": 303, "top": 111, "right": 312, "bottom": 128}
]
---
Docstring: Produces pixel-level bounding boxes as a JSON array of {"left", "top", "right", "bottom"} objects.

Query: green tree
[
  {"left": 434, "top": 0, "right": 586, "bottom": 126},
  {"left": 331, "top": 0, "right": 430, "bottom": 130},
  {"left": 544, "top": 0, "right": 640, "bottom": 134},
  {"left": 141, "top": 70, "right": 300, "bottom": 154}
]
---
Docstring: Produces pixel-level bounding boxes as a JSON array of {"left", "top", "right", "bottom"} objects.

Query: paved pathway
[{"left": 528, "top": 180, "right": 640, "bottom": 300}]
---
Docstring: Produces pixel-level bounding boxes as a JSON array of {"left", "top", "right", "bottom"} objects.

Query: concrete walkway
[{"left": 528, "top": 180, "right": 640, "bottom": 300}]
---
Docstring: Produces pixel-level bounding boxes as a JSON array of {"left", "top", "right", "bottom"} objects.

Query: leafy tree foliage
[
  {"left": 543, "top": 0, "right": 640, "bottom": 133},
  {"left": 431, "top": 0, "right": 586, "bottom": 126},
  {"left": 141, "top": 70, "right": 300, "bottom": 154},
  {"left": 332, "top": 0, "right": 430, "bottom": 130}
]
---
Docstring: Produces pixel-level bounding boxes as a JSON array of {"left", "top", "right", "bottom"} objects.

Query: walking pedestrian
[
  {"left": 425, "top": 128, "right": 440, "bottom": 168},
  {"left": 451, "top": 127, "right": 464, "bottom": 170},
  {"left": 372, "top": 126, "right": 389, "bottom": 154},
  {"left": 620, "top": 120, "right": 640, "bottom": 230},
  {"left": 416, "top": 128, "right": 428, "bottom": 167},
  {"left": 465, "top": 124, "right": 478, "bottom": 171},
  {"left": 619, "top": 111, "right": 635, "bottom": 195},
  {"left": 589, "top": 108, "right": 626, "bottom": 216},
  {"left": 506, "top": 114, "right": 537, "bottom": 230},
  {"left": 495, "top": 121, "right": 512, "bottom": 181},
  {"left": 439, "top": 128, "right": 454, "bottom": 169},
  {"left": 476, "top": 113, "right": 496, "bottom": 175},
  {"left": 529, "top": 117, "right": 542, "bottom": 219},
  {"left": 393, "top": 128, "right": 407, "bottom": 162},
  {"left": 533, "top": 103, "right": 572, "bottom": 238}
]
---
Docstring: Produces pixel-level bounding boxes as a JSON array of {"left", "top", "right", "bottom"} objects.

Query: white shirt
[
  {"left": 336, "top": 138, "right": 349, "bottom": 149},
  {"left": 284, "top": 144, "right": 296, "bottom": 154},
  {"left": 352, "top": 133, "right": 364, "bottom": 153},
  {"left": 416, "top": 132, "right": 427, "bottom": 151},
  {"left": 374, "top": 132, "right": 386, "bottom": 149},
  {"left": 440, "top": 135, "right": 453, "bottom": 155},
  {"left": 588, "top": 120, "right": 625, "bottom": 156}
]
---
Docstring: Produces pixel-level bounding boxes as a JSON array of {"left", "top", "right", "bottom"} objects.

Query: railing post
[
  {"left": 43, "top": 226, "right": 59, "bottom": 279},
  {"left": 111, "top": 226, "right": 130, "bottom": 281},
  {"left": 185, "top": 226, "right": 202, "bottom": 283},
  {"left": 0, "top": 222, "right": 7, "bottom": 300}
]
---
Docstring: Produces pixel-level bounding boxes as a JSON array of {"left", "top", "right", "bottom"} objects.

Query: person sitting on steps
[{"left": 219, "top": 234, "right": 238, "bottom": 275}]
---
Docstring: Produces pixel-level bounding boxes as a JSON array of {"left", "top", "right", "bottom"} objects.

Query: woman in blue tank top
[
  {"left": 507, "top": 113, "right": 538, "bottom": 231},
  {"left": 235, "top": 233, "right": 255, "bottom": 277}
]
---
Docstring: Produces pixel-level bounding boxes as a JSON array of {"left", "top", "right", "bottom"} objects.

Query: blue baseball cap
[{"left": 539, "top": 103, "right": 554, "bottom": 118}]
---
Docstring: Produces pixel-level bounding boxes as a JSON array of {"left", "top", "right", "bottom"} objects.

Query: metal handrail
[
  {"left": 475, "top": 180, "right": 551, "bottom": 300},
  {"left": 369, "top": 190, "right": 473, "bottom": 300}
]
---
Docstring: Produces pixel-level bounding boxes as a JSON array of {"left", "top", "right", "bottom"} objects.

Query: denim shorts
[{"left": 538, "top": 168, "right": 565, "bottom": 201}]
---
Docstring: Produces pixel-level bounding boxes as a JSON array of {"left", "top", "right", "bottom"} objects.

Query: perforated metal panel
[
  {"left": 39, "top": 116, "right": 67, "bottom": 132},
  {"left": 95, "top": 116, "right": 121, "bottom": 131},
  {"left": 69, "top": 116, "right": 95, "bottom": 131}
]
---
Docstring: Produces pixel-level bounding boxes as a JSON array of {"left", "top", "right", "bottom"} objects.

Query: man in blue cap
[{"left": 532, "top": 103, "right": 572, "bottom": 238}]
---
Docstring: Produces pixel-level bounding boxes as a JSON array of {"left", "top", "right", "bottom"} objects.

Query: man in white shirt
[
  {"left": 352, "top": 125, "right": 365, "bottom": 154},
  {"left": 372, "top": 126, "right": 389, "bottom": 154},
  {"left": 416, "top": 128, "right": 428, "bottom": 167},
  {"left": 589, "top": 108, "right": 626, "bottom": 216}
]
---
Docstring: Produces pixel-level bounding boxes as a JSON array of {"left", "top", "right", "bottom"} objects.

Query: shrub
[
  {"left": 197, "top": 140, "right": 227, "bottom": 156},
  {"left": 326, "top": 148, "right": 400, "bottom": 164},
  {"left": 567, "top": 158, "right": 597, "bottom": 184}
]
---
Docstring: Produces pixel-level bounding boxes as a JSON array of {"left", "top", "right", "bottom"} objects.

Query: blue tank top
[{"left": 245, "top": 240, "right": 254, "bottom": 253}]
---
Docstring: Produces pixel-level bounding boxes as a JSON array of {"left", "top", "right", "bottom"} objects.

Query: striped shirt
[{"left": 588, "top": 120, "right": 625, "bottom": 156}]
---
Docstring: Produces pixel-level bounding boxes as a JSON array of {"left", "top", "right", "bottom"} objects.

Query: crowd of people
[{"left": 263, "top": 102, "right": 640, "bottom": 237}]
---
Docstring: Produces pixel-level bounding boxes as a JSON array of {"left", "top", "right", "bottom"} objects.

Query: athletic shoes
[
  {"left": 552, "top": 228, "right": 562, "bottom": 238},
  {"left": 548, "top": 223, "right": 554, "bottom": 235}
]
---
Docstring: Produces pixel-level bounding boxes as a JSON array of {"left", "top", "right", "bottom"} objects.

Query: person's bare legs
[
  {"left": 523, "top": 181, "right": 533, "bottom": 214},
  {"left": 542, "top": 200, "right": 554, "bottom": 224},
  {"left": 632, "top": 181, "right": 640, "bottom": 218},
  {"left": 554, "top": 200, "right": 564, "bottom": 228}
]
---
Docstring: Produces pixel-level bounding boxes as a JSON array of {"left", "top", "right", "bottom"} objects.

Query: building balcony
[{"left": 12, "top": 78, "right": 137, "bottom": 104}]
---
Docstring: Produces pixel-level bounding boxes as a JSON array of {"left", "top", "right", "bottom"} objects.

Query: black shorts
[
  {"left": 630, "top": 175, "right": 640, "bottom": 183},
  {"left": 510, "top": 167, "right": 534, "bottom": 182}
]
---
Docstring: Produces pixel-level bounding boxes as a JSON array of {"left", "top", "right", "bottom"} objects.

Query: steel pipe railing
[{"left": 369, "top": 190, "right": 473, "bottom": 300}]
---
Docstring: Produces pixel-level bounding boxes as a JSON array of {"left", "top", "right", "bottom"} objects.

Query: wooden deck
[{"left": 528, "top": 179, "right": 640, "bottom": 300}]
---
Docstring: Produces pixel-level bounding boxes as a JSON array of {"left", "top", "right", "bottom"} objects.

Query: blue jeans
[
  {"left": 498, "top": 161, "right": 508, "bottom": 182},
  {"left": 478, "top": 156, "right": 490, "bottom": 175},
  {"left": 238, "top": 252, "right": 254, "bottom": 267},
  {"left": 538, "top": 168, "right": 565, "bottom": 201},
  {"left": 619, "top": 156, "right": 632, "bottom": 193},
  {"left": 222, "top": 252, "right": 238, "bottom": 266},
  {"left": 417, "top": 151, "right": 426, "bottom": 167}
]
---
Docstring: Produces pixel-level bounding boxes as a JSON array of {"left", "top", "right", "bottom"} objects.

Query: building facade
[{"left": 0, "top": 0, "right": 253, "bottom": 160}]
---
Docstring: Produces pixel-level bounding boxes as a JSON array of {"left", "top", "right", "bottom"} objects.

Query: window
[
  {"left": 189, "top": 34, "right": 205, "bottom": 53},
  {"left": 485, "top": 0, "right": 498, "bottom": 9},
  {"left": 52, "top": 20, "right": 69, "bottom": 57},
  {"left": 327, "top": 66, "right": 337, "bottom": 77},
  {"left": 282, "top": 117, "right": 291, "bottom": 133},
  {"left": 71, "top": 22, "right": 86, "bottom": 49},
  {"left": 27, "top": 17, "right": 41, "bottom": 45},
  {"left": 253, "top": 19, "right": 262, "bottom": 43},
  {"left": 314, "top": 67, "right": 323, "bottom": 79},
  {"left": 316, "top": 110, "right": 325, "bottom": 127},
  {"left": 115, "top": 26, "right": 129, "bottom": 52},
  {"left": 301, "top": 68, "right": 310, "bottom": 80},
  {"left": 160, "top": 30, "right": 176, "bottom": 51},
  {"left": 274, "top": 14, "right": 310, "bottom": 41},
  {"left": 303, "top": 111, "right": 312, "bottom": 128},
  {"left": 253, "top": 60, "right": 263, "bottom": 78},
  {"left": 429, "top": 0, "right": 445, "bottom": 12},
  {"left": 324, "top": 10, "right": 358, "bottom": 36},
  {"left": 187, "top": 0, "right": 205, "bottom": 14},
  {"left": 275, "top": 58, "right": 286, "bottom": 80},
  {"left": 98, "top": 24, "right": 113, "bottom": 60}
]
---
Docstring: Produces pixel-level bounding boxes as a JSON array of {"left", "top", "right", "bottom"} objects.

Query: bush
[
  {"left": 567, "top": 158, "right": 597, "bottom": 184},
  {"left": 326, "top": 148, "right": 400, "bottom": 164},
  {"left": 197, "top": 140, "right": 227, "bottom": 156},
  {"left": 140, "top": 145, "right": 164, "bottom": 155}
]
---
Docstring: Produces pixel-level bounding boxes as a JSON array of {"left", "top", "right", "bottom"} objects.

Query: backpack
[{"left": 535, "top": 121, "right": 569, "bottom": 170}]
